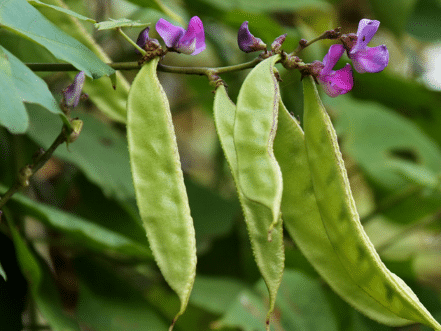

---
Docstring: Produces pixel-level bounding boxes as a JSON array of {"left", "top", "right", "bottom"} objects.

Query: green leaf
[
  {"left": 125, "top": 0, "right": 186, "bottom": 25},
  {"left": 325, "top": 94, "right": 441, "bottom": 191},
  {"left": 274, "top": 99, "right": 412, "bottom": 326},
  {"left": 1, "top": 47, "right": 62, "bottom": 114},
  {"left": 0, "top": 47, "right": 28, "bottom": 133},
  {"left": 214, "top": 72, "right": 284, "bottom": 327},
  {"left": 185, "top": 178, "right": 238, "bottom": 254},
  {"left": 95, "top": 18, "right": 149, "bottom": 30},
  {"left": 27, "top": 106, "right": 134, "bottom": 199},
  {"left": 303, "top": 76, "right": 441, "bottom": 330},
  {"left": 27, "top": 0, "right": 96, "bottom": 22},
  {"left": 127, "top": 58, "right": 197, "bottom": 327},
  {"left": 406, "top": 0, "right": 441, "bottom": 41},
  {"left": 0, "top": 0, "right": 114, "bottom": 79},
  {"left": 75, "top": 256, "right": 168, "bottom": 331},
  {"left": 369, "top": 0, "right": 418, "bottom": 37},
  {"left": 387, "top": 159, "right": 440, "bottom": 190},
  {"left": 35, "top": 0, "right": 129, "bottom": 122},
  {"left": 215, "top": 270, "right": 338, "bottom": 331},
  {"left": 190, "top": 275, "right": 248, "bottom": 315},
  {"left": 3, "top": 188, "right": 151, "bottom": 258},
  {"left": 5, "top": 216, "right": 81, "bottom": 331}
]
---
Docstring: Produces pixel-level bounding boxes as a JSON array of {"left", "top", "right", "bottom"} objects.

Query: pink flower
[
  {"left": 155, "top": 16, "right": 205, "bottom": 55},
  {"left": 237, "top": 21, "right": 267, "bottom": 53},
  {"left": 316, "top": 44, "right": 354, "bottom": 97},
  {"left": 348, "top": 19, "right": 389, "bottom": 73}
]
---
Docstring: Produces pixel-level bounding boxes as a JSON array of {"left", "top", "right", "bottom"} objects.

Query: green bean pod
[
  {"left": 274, "top": 99, "right": 412, "bottom": 325},
  {"left": 214, "top": 77, "right": 284, "bottom": 329},
  {"left": 127, "top": 58, "right": 196, "bottom": 330},
  {"left": 235, "top": 55, "right": 283, "bottom": 236},
  {"left": 302, "top": 76, "right": 441, "bottom": 330}
]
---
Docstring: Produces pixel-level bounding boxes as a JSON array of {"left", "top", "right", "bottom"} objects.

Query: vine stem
[
  {"left": 26, "top": 57, "right": 264, "bottom": 76},
  {"left": 0, "top": 126, "right": 73, "bottom": 210}
]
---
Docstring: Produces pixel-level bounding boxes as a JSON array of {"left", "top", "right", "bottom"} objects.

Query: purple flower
[
  {"left": 155, "top": 16, "right": 205, "bottom": 55},
  {"left": 136, "top": 27, "right": 160, "bottom": 54},
  {"left": 237, "top": 21, "right": 267, "bottom": 53},
  {"left": 315, "top": 44, "right": 353, "bottom": 97},
  {"left": 62, "top": 71, "right": 85, "bottom": 108},
  {"left": 347, "top": 19, "right": 389, "bottom": 73}
]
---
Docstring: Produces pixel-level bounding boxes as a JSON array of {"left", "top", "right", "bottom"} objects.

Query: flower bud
[
  {"left": 237, "top": 21, "right": 267, "bottom": 53},
  {"left": 62, "top": 71, "right": 85, "bottom": 108},
  {"left": 271, "top": 33, "right": 287, "bottom": 53}
]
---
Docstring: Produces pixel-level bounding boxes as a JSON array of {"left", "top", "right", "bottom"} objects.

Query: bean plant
[{"left": 1, "top": 0, "right": 441, "bottom": 330}]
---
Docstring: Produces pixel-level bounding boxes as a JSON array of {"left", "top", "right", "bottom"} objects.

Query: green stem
[
  {"left": 25, "top": 57, "right": 264, "bottom": 76},
  {"left": 117, "top": 27, "right": 146, "bottom": 56},
  {"left": 0, "top": 127, "right": 70, "bottom": 210}
]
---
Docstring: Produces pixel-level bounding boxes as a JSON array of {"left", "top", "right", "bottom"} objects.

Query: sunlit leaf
[
  {"left": 95, "top": 18, "right": 149, "bottom": 30},
  {"left": 28, "top": 0, "right": 96, "bottom": 22},
  {"left": 0, "top": 47, "right": 28, "bottom": 133},
  {"left": 0, "top": 0, "right": 114, "bottom": 79}
]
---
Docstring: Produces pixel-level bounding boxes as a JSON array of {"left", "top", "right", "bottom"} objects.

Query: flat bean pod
[
  {"left": 214, "top": 80, "right": 284, "bottom": 329},
  {"left": 274, "top": 99, "right": 411, "bottom": 325},
  {"left": 127, "top": 58, "right": 197, "bottom": 330},
  {"left": 302, "top": 76, "right": 441, "bottom": 330},
  {"left": 234, "top": 55, "right": 283, "bottom": 234}
]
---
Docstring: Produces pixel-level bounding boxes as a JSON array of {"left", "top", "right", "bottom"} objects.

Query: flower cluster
[
  {"left": 136, "top": 17, "right": 388, "bottom": 98},
  {"left": 236, "top": 18, "right": 389, "bottom": 97},
  {"left": 137, "top": 17, "right": 205, "bottom": 56}
]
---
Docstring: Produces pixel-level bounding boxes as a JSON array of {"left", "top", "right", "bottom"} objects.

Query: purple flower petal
[
  {"left": 321, "top": 44, "right": 345, "bottom": 76},
  {"left": 318, "top": 64, "right": 353, "bottom": 97},
  {"left": 351, "top": 45, "right": 389, "bottom": 73},
  {"left": 351, "top": 19, "right": 380, "bottom": 54},
  {"left": 177, "top": 16, "right": 205, "bottom": 55},
  {"left": 136, "top": 27, "right": 150, "bottom": 54},
  {"left": 237, "top": 21, "right": 266, "bottom": 53},
  {"left": 63, "top": 71, "right": 85, "bottom": 108},
  {"left": 187, "top": 16, "right": 205, "bottom": 55},
  {"left": 155, "top": 18, "right": 185, "bottom": 48}
]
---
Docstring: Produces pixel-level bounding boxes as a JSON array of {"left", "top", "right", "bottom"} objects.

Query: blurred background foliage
[{"left": 1, "top": 0, "right": 441, "bottom": 330}]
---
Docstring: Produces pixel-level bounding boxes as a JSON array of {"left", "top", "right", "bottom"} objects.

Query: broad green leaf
[
  {"left": 0, "top": 45, "right": 68, "bottom": 133},
  {"left": 35, "top": 0, "right": 129, "bottom": 122},
  {"left": 406, "top": 0, "right": 441, "bottom": 41},
  {"left": 303, "top": 76, "right": 441, "bottom": 330},
  {"left": 75, "top": 257, "right": 168, "bottom": 331},
  {"left": 197, "top": 0, "right": 329, "bottom": 12},
  {"left": 190, "top": 275, "right": 248, "bottom": 315},
  {"left": 185, "top": 178, "right": 238, "bottom": 254},
  {"left": 27, "top": 106, "right": 134, "bottom": 199},
  {"left": 27, "top": 0, "right": 96, "bottom": 22},
  {"left": 127, "top": 58, "right": 196, "bottom": 328},
  {"left": 325, "top": 94, "right": 441, "bottom": 191},
  {"left": 6, "top": 216, "right": 81, "bottom": 331},
  {"left": 215, "top": 270, "right": 338, "bottom": 331},
  {"left": 95, "top": 18, "right": 149, "bottom": 30},
  {"left": 3, "top": 187, "right": 151, "bottom": 258},
  {"left": 387, "top": 159, "right": 440, "bottom": 190},
  {"left": 214, "top": 75, "right": 284, "bottom": 328},
  {"left": 1, "top": 47, "right": 63, "bottom": 115},
  {"left": 125, "top": 0, "right": 185, "bottom": 25},
  {"left": 274, "top": 99, "right": 412, "bottom": 325},
  {"left": 0, "top": 0, "right": 114, "bottom": 79},
  {"left": 0, "top": 47, "right": 28, "bottom": 133},
  {"left": 369, "top": 0, "right": 418, "bottom": 37}
]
